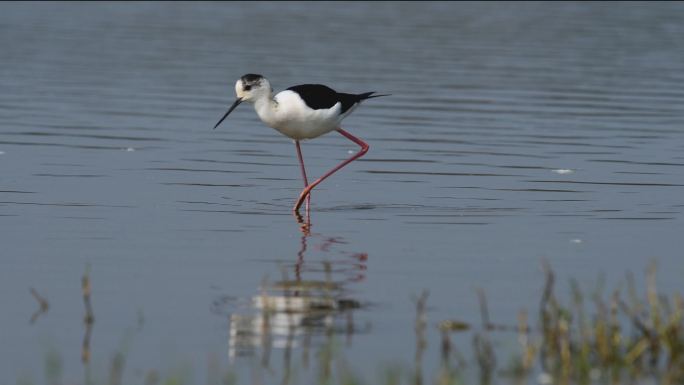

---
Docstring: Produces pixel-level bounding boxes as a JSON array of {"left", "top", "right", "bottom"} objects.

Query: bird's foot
[{"left": 293, "top": 186, "right": 313, "bottom": 212}]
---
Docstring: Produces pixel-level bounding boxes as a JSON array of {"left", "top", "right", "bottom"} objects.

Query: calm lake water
[{"left": 2, "top": 2, "right": 683, "bottom": 383}]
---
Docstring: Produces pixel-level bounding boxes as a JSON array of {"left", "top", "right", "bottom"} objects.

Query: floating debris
[{"left": 439, "top": 320, "right": 470, "bottom": 332}]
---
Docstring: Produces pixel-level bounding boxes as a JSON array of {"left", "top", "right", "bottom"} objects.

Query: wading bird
[{"left": 214, "top": 74, "right": 387, "bottom": 213}]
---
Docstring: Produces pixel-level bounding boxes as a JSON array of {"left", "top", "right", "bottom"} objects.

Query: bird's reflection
[{"left": 226, "top": 213, "right": 369, "bottom": 369}]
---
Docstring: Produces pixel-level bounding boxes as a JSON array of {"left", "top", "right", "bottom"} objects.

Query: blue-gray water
[{"left": 1, "top": 2, "right": 683, "bottom": 383}]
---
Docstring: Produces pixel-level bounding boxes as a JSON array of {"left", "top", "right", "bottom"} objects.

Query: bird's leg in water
[
  {"left": 294, "top": 140, "right": 311, "bottom": 212},
  {"left": 293, "top": 128, "right": 369, "bottom": 213}
]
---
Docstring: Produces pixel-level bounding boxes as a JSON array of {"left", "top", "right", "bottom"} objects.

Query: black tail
[
  {"left": 359, "top": 92, "right": 391, "bottom": 100},
  {"left": 339, "top": 92, "right": 390, "bottom": 113}
]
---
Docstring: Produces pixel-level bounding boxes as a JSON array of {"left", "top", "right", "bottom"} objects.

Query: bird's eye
[{"left": 244, "top": 85, "right": 252, "bottom": 91}]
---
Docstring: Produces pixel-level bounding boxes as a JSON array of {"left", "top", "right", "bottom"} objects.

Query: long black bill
[{"left": 213, "top": 98, "right": 243, "bottom": 129}]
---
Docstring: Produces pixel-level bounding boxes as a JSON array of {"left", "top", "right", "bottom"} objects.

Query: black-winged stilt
[{"left": 214, "top": 74, "right": 387, "bottom": 213}]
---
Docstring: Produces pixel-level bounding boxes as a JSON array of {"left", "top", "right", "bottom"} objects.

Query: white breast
[{"left": 257, "top": 90, "right": 343, "bottom": 140}]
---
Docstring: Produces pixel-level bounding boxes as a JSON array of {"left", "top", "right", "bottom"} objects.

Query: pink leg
[
  {"left": 294, "top": 140, "right": 311, "bottom": 212},
  {"left": 293, "top": 128, "right": 369, "bottom": 212}
]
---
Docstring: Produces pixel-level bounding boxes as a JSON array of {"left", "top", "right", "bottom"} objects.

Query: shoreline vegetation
[{"left": 21, "top": 261, "right": 683, "bottom": 385}]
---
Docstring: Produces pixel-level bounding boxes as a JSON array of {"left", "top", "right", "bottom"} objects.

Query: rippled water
[{"left": 2, "top": 2, "right": 684, "bottom": 383}]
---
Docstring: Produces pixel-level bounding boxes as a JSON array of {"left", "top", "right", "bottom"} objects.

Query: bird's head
[
  {"left": 235, "top": 74, "right": 272, "bottom": 102},
  {"left": 214, "top": 74, "right": 272, "bottom": 129}
]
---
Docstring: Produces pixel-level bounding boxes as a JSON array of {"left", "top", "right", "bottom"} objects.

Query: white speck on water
[
  {"left": 124, "top": 147, "right": 135, "bottom": 152},
  {"left": 570, "top": 238, "right": 583, "bottom": 244},
  {"left": 552, "top": 168, "right": 574, "bottom": 174},
  {"left": 347, "top": 150, "right": 354, "bottom": 155},
  {"left": 537, "top": 372, "right": 553, "bottom": 385}
]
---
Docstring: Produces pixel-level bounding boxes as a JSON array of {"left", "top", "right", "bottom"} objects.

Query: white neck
[{"left": 253, "top": 94, "right": 278, "bottom": 127}]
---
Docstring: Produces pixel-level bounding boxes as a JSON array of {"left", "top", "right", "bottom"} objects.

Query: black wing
[{"left": 287, "top": 84, "right": 378, "bottom": 114}]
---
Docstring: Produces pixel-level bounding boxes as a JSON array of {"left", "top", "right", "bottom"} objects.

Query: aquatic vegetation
[
  {"left": 20, "top": 262, "right": 683, "bottom": 385},
  {"left": 439, "top": 261, "right": 684, "bottom": 385},
  {"left": 532, "top": 261, "right": 684, "bottom": 383}
]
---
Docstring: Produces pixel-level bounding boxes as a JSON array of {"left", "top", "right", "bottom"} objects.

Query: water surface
[{"left": 1, "top": 2, "right": 683, "bottom": 383}]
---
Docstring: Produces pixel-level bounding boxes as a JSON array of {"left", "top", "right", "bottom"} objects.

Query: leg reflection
[{"left": 226, "top": 215, "right": 370, "bottom": 370}]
